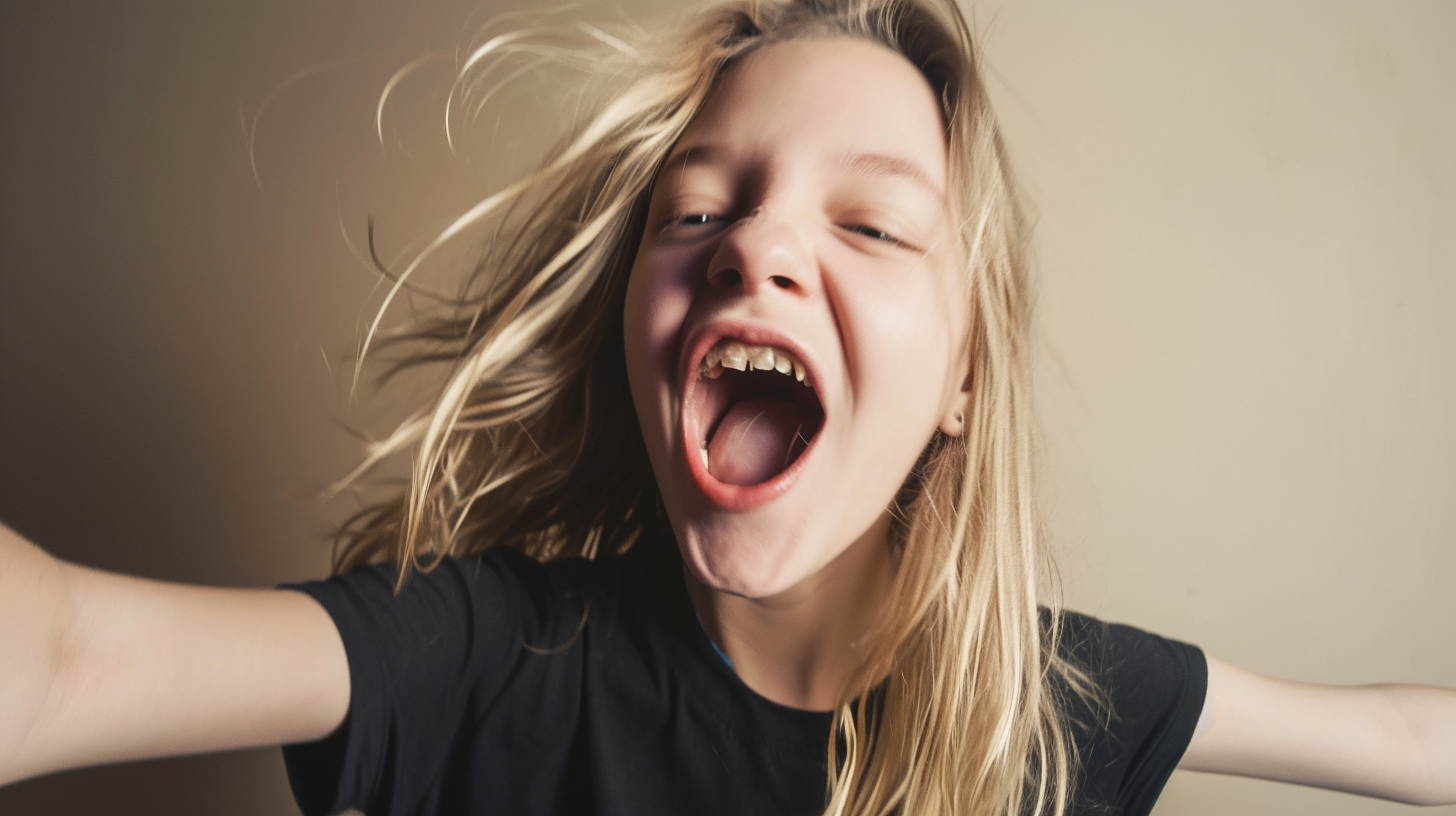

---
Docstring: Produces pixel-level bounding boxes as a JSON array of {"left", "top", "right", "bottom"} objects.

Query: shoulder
[
  {"left": 1052, "top": 610, "right": 1206, "bottom": 692},
  {"left": 1049, "top": 608, "right": 1207, "bottom": 730},
  {"left": 1047, "top": 609, "right": 1208, "bottom": 815},
  {"left": 281, "top": 545, "right": 642, "bottom": 674},
  {"left": 280, "top": 539, "right": 690, "bottom": 816}
]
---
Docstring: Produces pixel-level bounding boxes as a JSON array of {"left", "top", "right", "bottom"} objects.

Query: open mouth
[{"left": 685, "top": 337, "right": 825, "bottom": 491}]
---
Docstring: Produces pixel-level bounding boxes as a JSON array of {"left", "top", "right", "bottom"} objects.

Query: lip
[{"left": 678, "top": 320, "right": 827, "bottom": 511}]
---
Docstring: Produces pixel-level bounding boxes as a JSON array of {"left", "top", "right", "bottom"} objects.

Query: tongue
[{"left": 706, "top": 397, "right": 818, "bottom": 486}]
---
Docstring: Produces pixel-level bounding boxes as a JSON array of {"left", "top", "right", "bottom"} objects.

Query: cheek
[
  {"left": 622, "top": 250, "right": 695, "bottom": 404},
  {"left": 621, "top": 260, "right": 667, "bottom": 413},
  {"left": 917, "top": 260, "right": 973, "bottom": 397},
  {"left": 621, "top": 259, "right": 653, "bottom": 374},
  {"left": 855, "top": 276, "right": 967, "bottom": 409}
]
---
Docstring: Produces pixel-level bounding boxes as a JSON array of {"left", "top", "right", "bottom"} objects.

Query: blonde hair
[{"left": 335, "top": 1, "right": 1093, "bottom": 814}]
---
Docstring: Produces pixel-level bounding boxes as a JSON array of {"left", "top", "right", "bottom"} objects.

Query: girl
[{"left": 1, "top": 0, "right": 1453, "bottom": 814}]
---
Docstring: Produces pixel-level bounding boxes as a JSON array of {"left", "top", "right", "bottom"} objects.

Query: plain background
[{"left": 1, "top": 1, "right": 1452, "bottom": 814}]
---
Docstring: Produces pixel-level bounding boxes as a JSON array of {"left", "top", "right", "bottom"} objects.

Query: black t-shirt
[{"left": 282, "top": 537, "right": 1206, "bottom": 816}]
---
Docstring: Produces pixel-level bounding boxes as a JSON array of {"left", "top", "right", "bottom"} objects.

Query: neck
[{"left": 686, "top": 513, "right": 895, "bottom": 712}]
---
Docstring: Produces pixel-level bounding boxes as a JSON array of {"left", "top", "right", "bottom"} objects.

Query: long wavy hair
[{"left": 333, "top": 1, "right": 1093, "bottom": 814}]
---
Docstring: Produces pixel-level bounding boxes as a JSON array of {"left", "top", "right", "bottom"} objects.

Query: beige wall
[
  {"left": 989, "top": 5, "right": 1456, "bottom": 814},
  {"left": 0, "top": 2, "right": 1450, "bottom": 814}
]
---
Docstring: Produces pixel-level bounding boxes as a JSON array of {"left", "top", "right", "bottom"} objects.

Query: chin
[{"left": 675, "top": 517, "right": 826, "bottom": 599}]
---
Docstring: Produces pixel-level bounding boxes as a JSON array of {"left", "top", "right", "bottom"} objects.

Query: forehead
[{"left": 668, "top": 36, "right": 948, "bottom": 189}]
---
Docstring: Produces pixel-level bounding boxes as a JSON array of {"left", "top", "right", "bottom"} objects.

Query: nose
[{"left": 704, "top": 208, "right": 817, "bottom": 297}]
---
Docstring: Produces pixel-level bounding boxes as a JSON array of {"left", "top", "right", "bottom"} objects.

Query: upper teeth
[{"left": 700, "top": 340, "right": 809, "bottom": 384}]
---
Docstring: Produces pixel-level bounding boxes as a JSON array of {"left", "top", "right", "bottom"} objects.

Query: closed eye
[
  {"left": 661, "top": 213, "right": 718, "bottom": 231},
  {"left": 842, "top": 223, "right": 917, "bottom": 251}
]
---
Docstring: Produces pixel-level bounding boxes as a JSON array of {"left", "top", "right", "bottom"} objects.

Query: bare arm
[
  {"left": 1181, "top": 655, "right": 1456, "bottom": 805},
  {"left": 0, "top": 522, "right": 350, "bottom": 786}
]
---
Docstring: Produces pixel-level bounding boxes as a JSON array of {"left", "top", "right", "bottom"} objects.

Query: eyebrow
[
  {"left": 656, "top": 144, "right": 946, "bottom": 202},
  {"left": 837, "top": 152, "right": 946, "bottom": 203},
  {"left": 659, "top": 143, "right": 723, "bottom": 176}
]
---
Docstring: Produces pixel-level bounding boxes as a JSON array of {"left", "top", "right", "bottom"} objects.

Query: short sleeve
[
  {"left": 1056, "top": 611, "right": 1208, "bottom": 816},
  {"left": 278, "top": 550, "right": 537, "bottom": 816}
]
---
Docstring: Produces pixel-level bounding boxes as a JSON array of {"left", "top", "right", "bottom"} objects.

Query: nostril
[
  {"left": 770, "top": 275, "right": 793, "bottom": 290},
  {"left": 710, "top": 268, "right": 743, "bottom": 290}
]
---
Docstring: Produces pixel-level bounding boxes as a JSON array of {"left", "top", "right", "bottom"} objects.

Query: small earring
[{"left": 952, "top": 410, "right": 963, "bottom": 424}]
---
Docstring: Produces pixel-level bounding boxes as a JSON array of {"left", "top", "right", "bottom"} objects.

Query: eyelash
[
  {"left": 662, "top": 213, "right": 717, "bottom": 230},
  {"left": 661, "top": 212, "right": 913, "bottom": 251},
  {"left": 843, "top": 223, "right": 910, "bottom": 248}
]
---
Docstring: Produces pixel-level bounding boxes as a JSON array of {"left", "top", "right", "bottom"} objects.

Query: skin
[
  {"left": 619, "top": 34, "right": 1456, "bottom": 802},
  {"left": 622, "top": 37, "right": 972, "bottom": 710},
  {"left": 0, "top": 30, "right": 1452, "bottom": 809},
  {"left": 0, "top": 523, "right": 349, "bottom": 786}
]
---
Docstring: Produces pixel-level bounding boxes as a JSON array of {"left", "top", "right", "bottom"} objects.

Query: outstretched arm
[
  {"left": 0, "top": 522, "right": 350, "bottom": 786},
  {"left": 1181, "top": 654, "right": 1456, "bottom": 805}
]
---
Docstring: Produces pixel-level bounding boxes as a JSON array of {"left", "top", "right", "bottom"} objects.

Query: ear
[{"left": 938, "top": 392, "right": 970, "bottom": 437}]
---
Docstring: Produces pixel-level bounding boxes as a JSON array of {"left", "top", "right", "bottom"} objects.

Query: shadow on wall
[{"left": 1, "top": 1, "right": 1453, "bottom": 816}]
